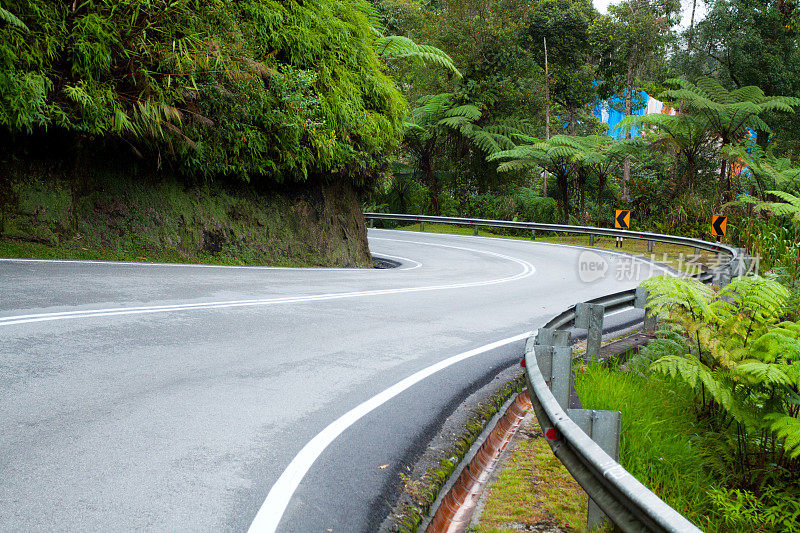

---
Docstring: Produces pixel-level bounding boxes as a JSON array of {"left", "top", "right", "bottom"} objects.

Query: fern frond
[
  {"left": 765, "top": 414, "right": 800, "bottom": 459},
  {"left": 0, "top": 6, "right": 27, "bottom": 30},
  {"left": 641, "top": 276, "right": 716, "bottom": 321},
  {"left": 376, "top": 36, "right": 461, "bottom": 77},
  {"left": 444, "top": 104, "right": 482, "bottom": 121},
  {"left": 733, "top": 361, "right": 792, "bottom": 386},
  {"left": 496, "top": 159, "right": 539, "bottom": 172}
]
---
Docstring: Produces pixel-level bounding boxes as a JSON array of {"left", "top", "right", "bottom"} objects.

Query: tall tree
[
  {"left": 679, "top": 0, "right": 800, "bottom": 157},
  {"left": 593, "top": 0, "right": 679, "bottom": 198},
  {"left": 403, "top": 93, "right": 531, "bottom": 213},
  {"left": 617, "top": 112, "right": 712, "bottom": 192},
  {"left": 489, "top": 135, "right": 627, "bottom": 223},
  {"left": 524, "top": 0, "right": 599, "bottom": 134}
]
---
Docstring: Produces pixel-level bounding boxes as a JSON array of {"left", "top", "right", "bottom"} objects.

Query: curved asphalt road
[{"left": 0, "top": 229, "right": 666, "bottom": 532}]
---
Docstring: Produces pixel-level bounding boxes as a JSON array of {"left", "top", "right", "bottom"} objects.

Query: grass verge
[
  {"left": 0, "top": 238, "right": 315, "bottom": 267},
  {"left": 473, "top": 414, "right": 591, "bottom": 532},
  {"left": 573, "top": 361, "right": 723, "bottom": 530}
]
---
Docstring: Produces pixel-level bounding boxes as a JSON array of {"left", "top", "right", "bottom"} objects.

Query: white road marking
[
  {"left": 0, "top": 239, "right": 533, "bottom": 327},
  {"left": 370, "top": 252, "right": 422, "bottom": 270},
  {"left": 374, "top": 228, "right": 678, "bottom": 275},
  {"left": 246, "top": 330, "right": 531, "bottom": 533},
  {"left": 0, "top": 251, "right": 421, "bottom": 271},
  {"left": 0, "top": 256, "right": 363, "bottom": 271}
]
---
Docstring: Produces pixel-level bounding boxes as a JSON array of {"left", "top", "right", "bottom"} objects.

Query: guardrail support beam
[
  {"left": 575, "top": 303, "right": 604, "bottom": 362},
  {"left": 567, "top": 409, "right": 622, "bottom": 530},
  {"left": 589, "top": 234, "right": 595, "bottom": 246},
  {"left": 533, "top": 345, "right": 572, "bottom": 410},
  {"left": 647, "top": 240, "right": 654, "bottom": 253},
  {"left": 634, "top": 287, "right": 657, "bottom": 333},
  {"left": 420, "top": 221, "right": 425, "bottom": 232},
  {"left": 536, "top": 327, "right": 571, "bottom": 347},
  {"left": 732, "top": 247, "right": 749, "bottom": 277},
  {"left": 474, "top": 225, "right": 479, "bottom": 236},
  {"left": 531, "top": 229, "right": 536, "bottom": 240}
]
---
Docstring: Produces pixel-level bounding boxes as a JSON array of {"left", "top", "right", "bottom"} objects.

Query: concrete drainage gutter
[{"left": 423, "top": 392, "right": 532, "bottom": 533}]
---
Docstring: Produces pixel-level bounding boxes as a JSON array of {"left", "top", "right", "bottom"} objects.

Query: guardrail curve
[{"left": 365, "top": 212, "right": 746, "bottom": 532}]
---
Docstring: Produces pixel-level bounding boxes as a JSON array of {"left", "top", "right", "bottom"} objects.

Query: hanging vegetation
[{"left": 0, "top": 0, "right": 410, "bottom": 187}]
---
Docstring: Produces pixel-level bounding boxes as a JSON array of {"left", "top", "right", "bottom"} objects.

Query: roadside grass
[
  {"left": 384, "top": 223, "right": 719, "bottom": 274},
  {"left": 573, "top": 361, "right": 723, "bottom": 531},
  {"left": 474, "top": 415, "right": 591, "bottom": 533},
  {"left": 0, "top": 238, "right": 313, "bottom": 267}
]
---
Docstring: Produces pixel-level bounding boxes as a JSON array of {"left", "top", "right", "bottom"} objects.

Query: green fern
[
  {"left": 765, "top": 414, "right": 800, "bottom": 459},
  {"left": 733, "top": 361, "right": 792, "bottom": 386},
  {"left": 376, "top": 35, "right": 462, "bottom": 77},
  {"left": 0, "top": 6, "right": 26, "bottom": 30},
  {"left": 641, "top": 276, "right": 716, "bottom": 322}
]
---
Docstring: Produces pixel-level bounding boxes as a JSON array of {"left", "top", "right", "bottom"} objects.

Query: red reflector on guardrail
[{"left": 545, "top": 427, "right": 558, "bottom": 440}]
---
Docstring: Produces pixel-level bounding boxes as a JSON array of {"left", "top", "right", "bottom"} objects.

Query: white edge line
[
  {"left": 370, "top": 252, "right": 422, "bottom": 271},
  {"left": 246, "top": 330, "right": 531, "bottom": 533},
  {"left": 0, "top": 238, "right": 532, "bottom": 326}
]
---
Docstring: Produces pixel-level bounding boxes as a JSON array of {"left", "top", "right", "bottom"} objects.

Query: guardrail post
[
  {"left": 732, "top": 248, "right": 749, "bottom": 277},
  {"left": 634, "top": 287, "right": 657, "bottom": 333},
  {"left": 647, "top": 240, "right": 654, "bottom": 253},
  {"left": 575, "top": 303, "right": 604, "bottom": 362},
  {"left": 713, "top": 263, "right": 732, "bottom": 286},
  {"left": 535, "top": 327, "right": 571, "bottom": 347},
  {"left": 589, "top": 234, "right": 595, "bottom": 246},
  {"left": 474, "top": 225, "right": 479, "bottom": 236},
  {"left": 420, "top": 221, "right": 425, "bottom": 232},
  {"left": 567, "top": 409, "right": 622, "bottom": 530},
  {"left": 532, "top": 345, "right": 572, "bottom": 410},
  {"left": 531, "top": 229, "right": 536, "bottom": 240}
]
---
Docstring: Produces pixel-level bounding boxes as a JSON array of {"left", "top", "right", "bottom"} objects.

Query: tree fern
[
  {"left": 733, "top": 361, "right": 792, "bottom": 387},
  {"left": 376, "top": 35, "right": 462, "bottom": 77},
  {"left": 641, "top": 276, "right": 716, "bottom": 322},
  {"left": 765, "top": 414, "right": 800, "bottom": 459}
]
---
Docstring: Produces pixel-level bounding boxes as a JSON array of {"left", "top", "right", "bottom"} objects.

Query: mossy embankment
[{"left": 0, "top": 158, "right": 372, "bottom": 267}]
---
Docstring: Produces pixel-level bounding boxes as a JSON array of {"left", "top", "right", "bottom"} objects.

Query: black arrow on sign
[
  {"left": 616, "top": 210, "right": 629, "bottom": 228},
  {"left": 713, "top": 215, "right": 726, "bottom": 236}
]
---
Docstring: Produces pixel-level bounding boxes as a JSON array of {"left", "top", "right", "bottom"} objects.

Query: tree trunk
[
  {"left": 558, "top": 172, "right": 570, "bottom": 223},
  {"left": 543, "top": 36, "right": 550, "bottom": 197},
  {"left": 719, "top": 135, "right": 732, "bottom": 202},
  {"left": 596, "top": 173, "right": 606, "bottom": 225},
  {"left": 623, "top": 54, "right": 635, "bottom": 201},
  {"left": 578, "top": 169, "right": 587, "bottom": 223},
  {"left": 719, "top": 158, "right": 728, "bottom": 203},
  {"left": 420, "top": 152, "right": 441, "bottom": 215},
  {"left": 688, "top": 0, "right": 697, "bottom": 51}
]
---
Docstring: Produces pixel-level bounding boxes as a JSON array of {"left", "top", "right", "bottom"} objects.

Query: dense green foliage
[
  {"left": 366, "top": 0, "right": 800, "bottom": 262},
  {"left": 0, "top": 0, "right": 409, "bottom": 186},
  {"left": 627, "top": 275, "right": 800, "bottom": 529},
  {"left": 577, "top": 359, "right": 800, "bottom": 531}
]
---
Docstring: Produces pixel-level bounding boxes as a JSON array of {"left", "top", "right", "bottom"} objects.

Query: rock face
[{"left": 0, "top": 161, "right": 373, "bottom": 267}]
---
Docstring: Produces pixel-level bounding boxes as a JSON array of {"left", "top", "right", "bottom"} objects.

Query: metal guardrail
[{"left": 366, "top": 212, "right": 744, "bottom": 532}]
